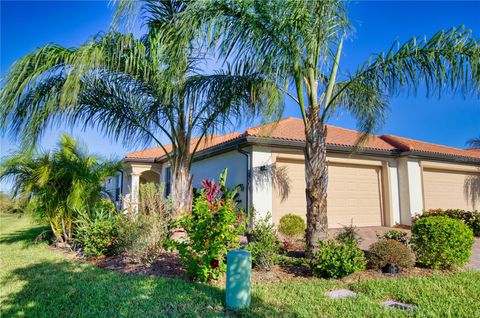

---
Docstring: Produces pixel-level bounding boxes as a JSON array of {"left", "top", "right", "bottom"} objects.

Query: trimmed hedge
[
  {"left": 413, "top": 209, "right": 479, "bottom": 237},
  {"left": 412, "top": 216, "right": 474, "bottom": 269}
]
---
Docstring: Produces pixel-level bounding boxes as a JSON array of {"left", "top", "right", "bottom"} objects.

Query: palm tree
[
  {"left": 183, "top": 0, "right": 480, "bottom": 253},
  {"left": 0, "top": 1, "right": 279, "bottom": 215},
  {"left": 467, "top": 137, "right": 480, "bottom": 149},
  {"left": 0, "top": 134, "right": 122, "bottom": 242}
]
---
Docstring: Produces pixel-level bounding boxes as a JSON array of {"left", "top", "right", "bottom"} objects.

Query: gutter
[{"left": 236, "top": 145, "right": 251, "bottom": 214}]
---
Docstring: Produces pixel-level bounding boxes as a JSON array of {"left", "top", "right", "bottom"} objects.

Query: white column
[
  {"left": 388, "top": 161, "right": 401, "bottom": 225},
  {"left": 129, "top": 173, "right": 140, "bottom": 212},
  {"left": 397, "top": 157, "right": 424, "bottom": 225},
  {"left": 250, "top": 148, "right": 273, "bottom": 221}
]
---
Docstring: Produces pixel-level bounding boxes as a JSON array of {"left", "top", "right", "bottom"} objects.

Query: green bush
[
  {"left": 169, "top": 170, "right": 243, "bottom": 282},
  {"left": 74, "top": 209, "right": 120, "bottom": 257},
  {"left": 377, "top": 229, "right": 410, "bottom": 245},
  {"left": 310, "top": 239, "right": 366, "bottom": 278},
  {"left": 413, "top": 209, "right": 480, "bottom": 237},
  {"left": 245, "top": 212, "right": 280, "bottom": 269},
  {"left": 412, "top": 216, "right": 474, "bottom": 269},
  {"left": 278, "top": 214, "right": 305, "bottom": 239},
  {"left": 368, "top": 239, "right": 415, "bottom": 271}
]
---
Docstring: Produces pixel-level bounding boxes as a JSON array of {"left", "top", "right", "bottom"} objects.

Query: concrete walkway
[{"left": 345, "top": 227, "right": 479, "bottom": 270}]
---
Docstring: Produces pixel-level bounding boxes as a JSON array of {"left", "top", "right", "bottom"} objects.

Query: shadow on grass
[
  {"left": 0, "top": 222, "right": 50, "bottom": 248},
  {"left": 1, "top": 260, "right": 288, "bottom": 317}
]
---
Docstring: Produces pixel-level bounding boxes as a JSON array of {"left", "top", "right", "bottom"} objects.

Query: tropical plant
[
  {"left": 74, "top": 208, "right": 121, "bottom": 257},
  {"left": 0, "top": 1, "right": 280, "bottom": 216},
  {"left": 180, "top": 0, "right": 480, "bottom": 253},
  {"left": 0, "top": 134, "right": 122, "bottom": 242},
  {"left": 168, "top": 170, "right": 243, "bottom": 281}
]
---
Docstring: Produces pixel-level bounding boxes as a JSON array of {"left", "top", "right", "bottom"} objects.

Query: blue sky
[{"left": 1, "top": 1, "right": 479, "bottom": 192}]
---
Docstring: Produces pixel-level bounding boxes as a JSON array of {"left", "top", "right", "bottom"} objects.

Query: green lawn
[{"left": 1, "top": 213, "right": 479, "bottom": 318}]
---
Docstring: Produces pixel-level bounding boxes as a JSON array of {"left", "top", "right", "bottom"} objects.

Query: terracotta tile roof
[
  {"left": 246, "top": 117, "right": 396, "bottom": 151},
  {"left": 125, "top": 117, "right": 480, "bottom": 161},
  {"left": 126, "top": 133, "right": 242, "bottom": 160},
  {"left": 381, "top": 134, "right": 480, "bottom": 160}
]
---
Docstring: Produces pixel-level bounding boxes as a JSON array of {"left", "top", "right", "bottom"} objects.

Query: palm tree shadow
[
  {"left": 0, "top": 221, "right": 50, "bottom": 248},
  {"left": 1, "top": 260, "right": 288, "bottom": 317},
  {"left": 464, "top": 172, "right": 480, "bottom": 210}
]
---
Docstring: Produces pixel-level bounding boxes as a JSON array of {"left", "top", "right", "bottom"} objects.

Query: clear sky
[{"left": 1, "top": 1, "right": 479, "bottom": 192}]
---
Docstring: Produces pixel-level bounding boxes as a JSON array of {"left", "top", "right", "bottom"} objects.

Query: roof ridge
[{"left": 381, "top": 133, "right": 472, "bottom": 153}]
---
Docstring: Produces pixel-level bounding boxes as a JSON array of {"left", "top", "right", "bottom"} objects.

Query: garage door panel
[
  {"left": 423, "top": 168, "right": 479, "bottom": 210},
  {"left": 273, "top": 160, "right": 383, "bottom": 228}
]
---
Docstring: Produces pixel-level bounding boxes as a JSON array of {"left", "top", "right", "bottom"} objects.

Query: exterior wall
[
  {"left": 397, "top": 157, "right": 423, "bottom": 225},
  {"left": 420, "top": 160, "right": 480, "bottom": 211},
  {"left": 250, "top": 147, "right": 273, "bottom": 219},
  {"left": 267, "top": 147, "right": 401, "bottom": 227},
  {"left": 191, "top": 150, "right": 248, "bottom": 211}
]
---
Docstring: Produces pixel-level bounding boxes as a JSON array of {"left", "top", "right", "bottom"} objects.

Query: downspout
[{"left": 237, "top": 146, "right": 251, "bottom": 215}]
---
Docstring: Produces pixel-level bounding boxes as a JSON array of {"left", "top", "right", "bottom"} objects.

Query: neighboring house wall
[{"left": 190, "top": 150, "right": 248, "bottom": 211}]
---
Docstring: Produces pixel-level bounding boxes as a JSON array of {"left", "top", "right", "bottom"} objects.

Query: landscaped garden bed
[{"left": 2, "top": 213, "right": 480, "bottom": 317}]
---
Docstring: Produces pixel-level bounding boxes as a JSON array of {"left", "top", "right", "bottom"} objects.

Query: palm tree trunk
[
  {"left": 304, "top": 117, "right": 329, "bottom": 256},
  {"left": 171, "top": 159, "right": 193, "bottom": 218}
]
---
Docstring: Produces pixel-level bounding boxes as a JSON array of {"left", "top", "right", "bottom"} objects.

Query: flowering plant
[{"left": 169, "top": 169, "right": 244, "bottom": 281}]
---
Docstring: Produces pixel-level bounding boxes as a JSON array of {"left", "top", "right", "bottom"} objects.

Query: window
[{"left": 165, "top": 167, "right": 171, "bottom": 197}]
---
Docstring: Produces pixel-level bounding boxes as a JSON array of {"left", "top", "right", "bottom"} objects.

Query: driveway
[{"left": 342, "top": 227, "right": 479, "bottom": 270}]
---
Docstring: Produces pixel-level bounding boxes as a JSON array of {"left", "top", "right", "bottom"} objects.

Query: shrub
[
  {"left": 245, "top": 212, "right": 280, "bottom": 269},
  {"left": 368, "top": 239, "right": 415, "bottom": 271},
  {"left": 377, "top": 229, "right": 410, "bottom": 246},
  {"left": 169, "top": 170, "right": 243, "bottom": 282},
  {"left": 413, "top": 209, "right": 480, "bottom": 237},
  {"left": 278, "top": 214, "right": 306, "bottom": 239},
  {"left": 310, "top": 239, "right": 366, "bottom": 278},
  {"left": 412, "top": 216, "right": 474, "bottom": 269},
  {"left": 116, "top": 183, "right": 172, "bottom": 263},
  {"left": 74, "top": 208, "right": 120, "bottom": 257}
]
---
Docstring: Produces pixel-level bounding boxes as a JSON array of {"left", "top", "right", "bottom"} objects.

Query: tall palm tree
[
  {"left": 0, "top": 1, "right": 280, "bottom": 215},
  {"left": 183, "top": 0, "right": 480, "bottom": 253},
  {"left": 0, "top": 134, "right": 122, "bottom": 242},
  {"left": 467, "top": 136, "right": 480, "bottom": 149}
]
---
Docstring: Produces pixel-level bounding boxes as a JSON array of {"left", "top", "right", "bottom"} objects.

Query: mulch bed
[
  {"left": 92, "top": 252, "right": 187, "bottom": 279},
  {"left": 50, "top": 245, "right": 455, "bottom": 284}
]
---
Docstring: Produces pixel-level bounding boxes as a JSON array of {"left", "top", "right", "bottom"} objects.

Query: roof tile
[{"left": 125, "top": 117, "right": 480, "bottom": 161}]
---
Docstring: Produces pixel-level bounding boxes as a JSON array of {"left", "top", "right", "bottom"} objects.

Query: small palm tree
[
  {"left": 0, "top": 134, "right": 122, "bottom": 242},
  {"left": 0, "top": 1, "right": 279, "bottom": 215},
  {"left": 183, "top": 0, "right": 480, "bottom": 253}
]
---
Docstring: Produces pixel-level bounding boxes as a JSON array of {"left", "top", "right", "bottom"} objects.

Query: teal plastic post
[{"left": 225, "top": 250, "right": 252, "bottom": 309}]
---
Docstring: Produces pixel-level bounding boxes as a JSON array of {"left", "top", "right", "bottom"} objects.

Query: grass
[{"left": 1, "top": 213, "right": 479, "bottom": 317}]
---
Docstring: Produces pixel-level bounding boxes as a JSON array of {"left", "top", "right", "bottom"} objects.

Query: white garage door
[
  {"left": 423, "top": 168, "right": 479, "bottom": 211},
  {"left": 272, "top": 160, "right": 384, "bottom": 228}
]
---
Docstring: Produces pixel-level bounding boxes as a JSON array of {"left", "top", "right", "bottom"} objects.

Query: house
[{"left": 113, "top": 117, "right": 480, "bottom": 227}]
